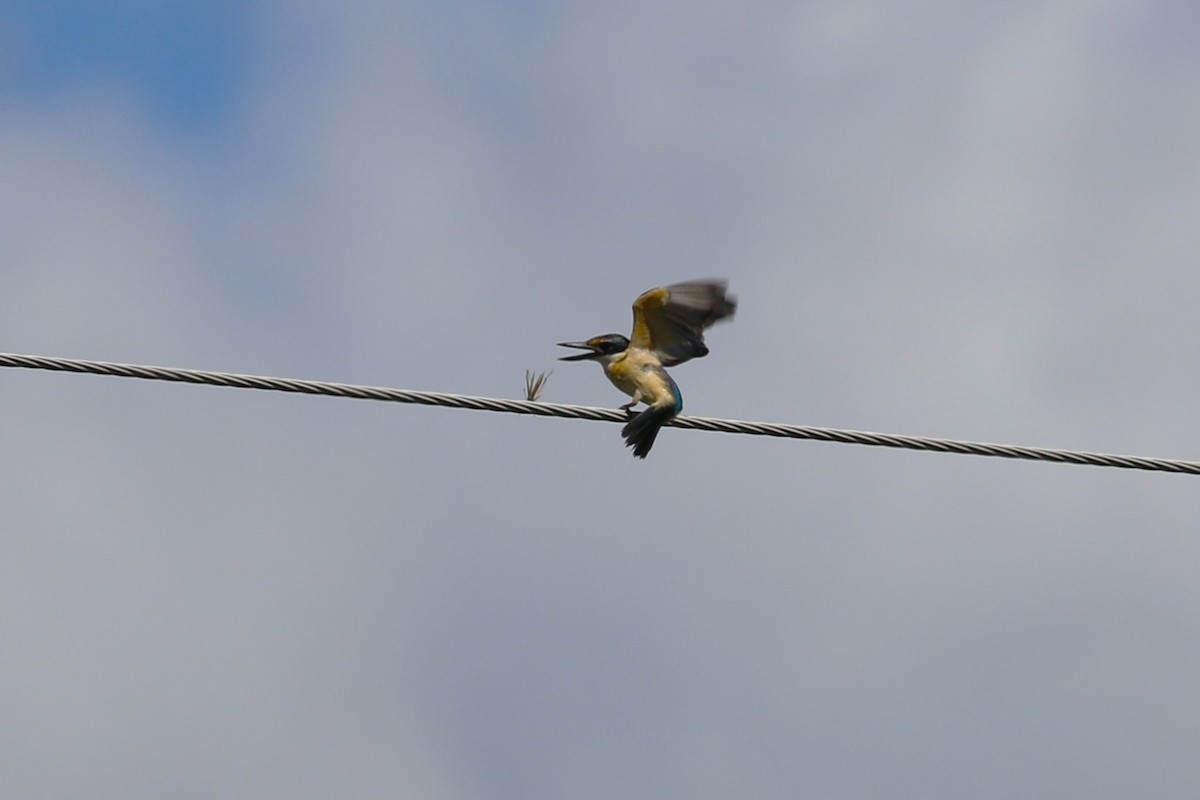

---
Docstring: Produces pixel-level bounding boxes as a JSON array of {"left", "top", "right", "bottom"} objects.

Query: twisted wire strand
[{"left": 1, "top": 351, "right": 1197, "bottom": 475}]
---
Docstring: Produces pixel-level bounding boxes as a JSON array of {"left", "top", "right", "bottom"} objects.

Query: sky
[{"left": 3, "top": 2, "right": 1200, "bottom": 797}]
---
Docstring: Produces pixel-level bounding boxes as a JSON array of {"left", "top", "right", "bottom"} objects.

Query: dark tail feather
[{"left": 622, "top": 405, "right": 677, "bottom": 459}]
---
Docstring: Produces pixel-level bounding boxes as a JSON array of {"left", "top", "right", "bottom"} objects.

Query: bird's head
[{"left": 556, "top": 334, "right": 630, "bottom": 362}]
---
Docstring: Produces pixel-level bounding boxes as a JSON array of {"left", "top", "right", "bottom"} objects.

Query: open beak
[{"left": 557, "top": 341, "right": 601, "bottom": 361}]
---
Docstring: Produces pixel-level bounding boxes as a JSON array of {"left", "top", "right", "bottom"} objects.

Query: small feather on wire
[{"left": 524, "top": 369, "right": 552, "bottom": 401}]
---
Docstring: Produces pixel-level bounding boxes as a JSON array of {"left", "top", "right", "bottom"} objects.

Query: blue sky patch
[{"left": 3, "top": 1, "right": 256, "bottom": 133}]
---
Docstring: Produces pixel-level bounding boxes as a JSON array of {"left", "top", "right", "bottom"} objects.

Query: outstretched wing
[{"left": 629, "top": 280, "right": 736, "bottom": 366}]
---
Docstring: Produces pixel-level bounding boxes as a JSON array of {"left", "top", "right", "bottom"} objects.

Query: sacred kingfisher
[{"left": 558, "top": 280, "right": 736, "bottom": 458}]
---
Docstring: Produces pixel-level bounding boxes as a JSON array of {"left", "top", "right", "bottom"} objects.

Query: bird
[{"left": 558, "top": 280, "right": 736, "bottom": 458}]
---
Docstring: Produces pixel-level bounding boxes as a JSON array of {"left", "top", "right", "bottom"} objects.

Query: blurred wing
[{"left": 629, "top": 281, "right": 736, "bottom": 366}]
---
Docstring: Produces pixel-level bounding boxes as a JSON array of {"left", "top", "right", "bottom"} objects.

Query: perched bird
[{"left": 558, "top": 280, "right": 736, "bottom": 458}]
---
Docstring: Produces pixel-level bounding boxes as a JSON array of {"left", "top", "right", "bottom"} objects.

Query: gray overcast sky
[{"left": 3, "top": 2, "right": 1200, "bottom": 798}]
